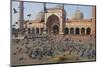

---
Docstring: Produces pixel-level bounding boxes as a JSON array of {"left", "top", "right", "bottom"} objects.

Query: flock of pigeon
[
  {"left": 13, "top": 8, "right": 31, "bottom": 17},
  {"left": 12, "top": 32, "right": 96, "bottom": 62}
]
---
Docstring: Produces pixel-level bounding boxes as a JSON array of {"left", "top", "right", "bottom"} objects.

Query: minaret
[
  {"left": 92, "top": 6, "right": 96, "bottom": 35},
  {"left": 62, "top": 4, "right": 65, "bottom": 34},
  {"left": 43, "top": 2, "right": 47, "bottom": 34},
  {"left": 19, "top": 1, "right": 24, "bottom": 33},
  {"left": 44, "top": 2, "right": 47, "bottom": 13},
  {"left": 92, "top": 6, "right": 96, "bottom": 19}
]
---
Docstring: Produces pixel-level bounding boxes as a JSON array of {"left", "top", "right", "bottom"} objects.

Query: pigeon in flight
[
  {"left": 12, "top": 25, "right": 15, "bottom": 26},
  {"left": 15, "top": 22, "right": 18, "bottom": 24},
  {"left": 13, "top": 8, "right": 18, "bottom": 14},
  {"left": 24, "top": 20, "right": 29, "bottom": 24},
  {"left": 27, "top": 14, "right": 31, "bottom": 17}
]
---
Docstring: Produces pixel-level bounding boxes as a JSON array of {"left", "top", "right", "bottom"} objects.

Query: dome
[
  {"left": 73, "top": 10, "right": 84, "bottom": 20},
  {"left": 35, "top": 12, "right": 44, "bottom": 22}
]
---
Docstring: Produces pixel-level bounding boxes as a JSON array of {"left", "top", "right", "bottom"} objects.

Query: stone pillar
[
  {"left": 30, "top": 28, "right": 32, "bottom": 34},
  {"left": 69, "top": 28, "right": 70, "bottom": 35},
  {"left": 85, "top": 28, "right": 86, "bottom": 35},
  {"left": 43, "top": 13, "right": 47, "bottom": 34},
  {"left": 73, "top": 28, "right": 75, "bottom": 35},
  {"left": 79, "top": 28, "right": 81, "bottom": 35},
  {"left": 59, "top": 17, "right": 63, "bottom": 34}
]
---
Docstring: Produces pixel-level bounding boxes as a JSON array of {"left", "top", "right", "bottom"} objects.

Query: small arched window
[
  {"left": 86, "top": 27, "right": 91, "bottom": 35},
  {"left": 70, "top": 28, "right": 74, "bottom": 35},
  {"left": 81, "top": 28, "right": 85, "bottom": 35}
]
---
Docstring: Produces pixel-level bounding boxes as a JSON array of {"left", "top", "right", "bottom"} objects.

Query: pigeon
[
  {"left": 29, "top": 23, "right": 32, "bottom": 24},
  {"left": 12, "top": 25, "right": 15, "bottom": 26},
  {"left": 24, "top": 20, "right": 29, "bottom": 24},
  {"left": 15, "top": 22, "right": 18, "bottom": 24},
  {"left": 27, "top": 14, "right": 31, "bottom": 17},
  {"left": 13, "top": 8, "right": 18, "bottom": 14}
]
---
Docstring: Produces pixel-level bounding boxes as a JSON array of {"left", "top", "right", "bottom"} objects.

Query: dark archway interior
[
  {"left": 40, "top": 28, "right": 43, "bottom": 34},
  {"left": 76, "top": 28, "right": 80, "bottom": 35},
  {"left": 81, "top": 28, "right": 85, "bottom": 35},
  {"left": 53, "top": 25, "right": 59, "bottom": 34},
  {"left": 36, "top": 28, "right": 39, "bottom": 34},
  {"left": 70, "top": 28, "right": 74, "bottom": 35},
  {"left": 64, "top": 28, "right": 69, "bottom": 34},
  {"left": 28, "top": 28, "right": 31, "bottom": 33},
  {"left": 86, "top": 28, "right": 91, "bottom": 35},
  {"left": 46, "top": 14, "right": 60, "bottom": 34},
  {"left": 32, "top": 28, "right": 35, "bottom": 34}
]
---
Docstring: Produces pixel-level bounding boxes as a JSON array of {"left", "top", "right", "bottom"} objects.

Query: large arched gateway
[{"left": 46, "top": 14, "right": 60, "bottom": 34}]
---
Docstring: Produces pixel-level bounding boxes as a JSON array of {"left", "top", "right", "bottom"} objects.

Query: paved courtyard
[{"left": 11, "top": 34, "right": 96, "bottom": 66}]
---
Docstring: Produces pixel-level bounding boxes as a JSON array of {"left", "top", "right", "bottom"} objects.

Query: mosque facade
[{"left": 24, "top": 5, "right": 96, "bottom": 35}]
